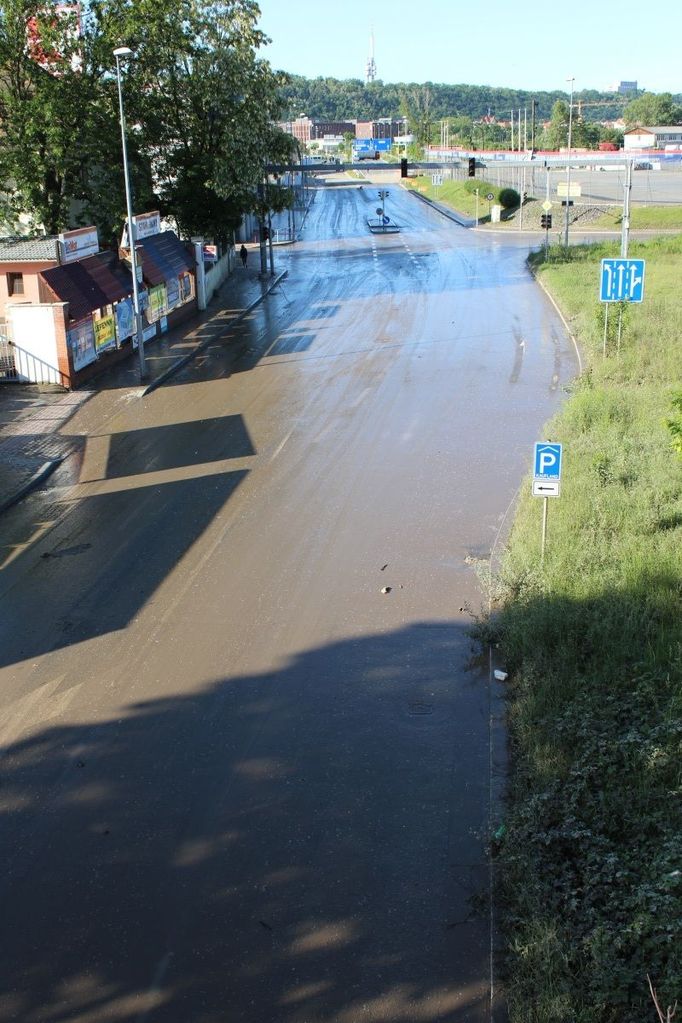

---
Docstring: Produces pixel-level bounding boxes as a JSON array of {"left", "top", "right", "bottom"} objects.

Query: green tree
[
  {"left": 0, "top": 0, "right": 121, "bottom": 236},
  {"left": 399, "top": 85, "right": 433, "bottom": 145},
  {"left": 90, "top": 0, "right": 289, "bottom": 242},
  {"left": 542, "top": 100, "right": 569, "bottom": 150},
  {"left": 623, "top": 91, "right": 682, "bottom": 126}
]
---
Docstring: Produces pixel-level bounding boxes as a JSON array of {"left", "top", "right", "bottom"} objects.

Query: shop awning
[
  {"left": 41, "top": 250, "right": 134, "bottom": 322},
  {"left": 139, "top": 231, "right": 194, "bottom": 287}
]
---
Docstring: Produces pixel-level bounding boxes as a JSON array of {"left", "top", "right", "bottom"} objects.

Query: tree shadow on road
[{"left": 0, "top": 623, "right": 493, "bottom": 1023}]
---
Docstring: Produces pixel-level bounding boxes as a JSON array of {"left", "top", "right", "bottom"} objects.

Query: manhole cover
[{"left": 408, "top": 701, "right": 433, "bottom": 716}]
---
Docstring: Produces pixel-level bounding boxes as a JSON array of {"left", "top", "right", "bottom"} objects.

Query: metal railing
[
  {"left": 0, "top": 333, "right": 16, "bottom": 380},
  {"left": 0, "top": 336, "right": 69, "bottom": 387}
]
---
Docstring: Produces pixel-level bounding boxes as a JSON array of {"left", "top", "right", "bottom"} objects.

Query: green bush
[{"left": 499, "top": 187, "right": 520, "bottom": 209}]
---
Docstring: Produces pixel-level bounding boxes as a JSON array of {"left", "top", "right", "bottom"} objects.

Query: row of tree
[
  {"left": 0, "top": 0, "right": 295, "bottom": 246},
  {"left": 281, "top": 74, "right": 682, "bottom": 141}
]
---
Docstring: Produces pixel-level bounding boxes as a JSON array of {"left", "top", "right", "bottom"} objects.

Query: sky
[{"left": 255, "top": 0, "right": 681, "bottom": 96}]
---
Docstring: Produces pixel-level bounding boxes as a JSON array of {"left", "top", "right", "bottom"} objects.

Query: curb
[
  {"left": 0, "top": 456, "right": 65, "bottom": 516},
  {"left": 404, "top": 188, "right": 474, "bottom": 227},
  {"left": 141, "top": 269, "right": 289, "bottom": 396},
  {"left": 528, "top": 263, "right": 584, "bottom": 376}
]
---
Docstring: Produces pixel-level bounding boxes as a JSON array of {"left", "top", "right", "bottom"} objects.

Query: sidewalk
[{"left": 0, "top": 259, "right": 286, "bottom": 516}]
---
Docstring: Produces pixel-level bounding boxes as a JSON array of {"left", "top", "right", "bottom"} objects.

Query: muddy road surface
[{"left": 0, "top": 181, "right": 578, "bottom": 1022}]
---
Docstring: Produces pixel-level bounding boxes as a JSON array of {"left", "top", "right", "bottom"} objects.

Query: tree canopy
[
  {"left": 0, "top": 0, "right": 291, "bottom": 242},
  {"left": 277, "top": 74, "right": 637, "bottom": 125},
  {"left": 623, "top": 91, "right": 682, "bottom": 126}
]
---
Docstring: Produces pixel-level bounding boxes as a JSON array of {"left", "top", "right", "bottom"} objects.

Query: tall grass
[{"left": 495, "top": 237, "right": 682, "bottom": 1022}]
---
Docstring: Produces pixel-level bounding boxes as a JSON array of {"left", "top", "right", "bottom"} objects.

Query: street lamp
[
  {"left": 563, "top": 76, "right": 575, "bottom": 247},
  {"left": 114, "top": 46, "right": 147, "bottom": 380}
]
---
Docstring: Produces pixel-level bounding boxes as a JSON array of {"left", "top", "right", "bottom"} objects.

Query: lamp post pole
[
  {"left": 114, "top": 46, "right": 147, "bottom": 381},
  {"left": 563, "top": 76, "right": 575, "bottom": 248}
]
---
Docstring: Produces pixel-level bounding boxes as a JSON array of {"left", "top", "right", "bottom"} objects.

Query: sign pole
[
  {"left": 603, "top": 304, "right": 609, "bottom": 358},
  {"left": 541, "top": 496, "right": 548, "bottom": 564},
  {"left": 621, "top": 159, "right": 632, "bottom": 259},
  {"left": 617, "top": 305, "right": 623, "bottom": 356}
]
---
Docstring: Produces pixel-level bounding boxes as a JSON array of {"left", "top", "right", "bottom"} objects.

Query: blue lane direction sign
[
  {"left": 534, "top": 442, "right": 562, "bottom": 480},
  {"left": 600, "top": 258, "right": 645, "bottom": 303}
]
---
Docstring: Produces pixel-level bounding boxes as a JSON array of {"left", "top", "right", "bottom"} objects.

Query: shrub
[{"left": 499, "top": 187, "right": 520, "bottom": 209}]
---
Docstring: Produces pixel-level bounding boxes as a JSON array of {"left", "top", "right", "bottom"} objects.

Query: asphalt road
[{"left": 0, "top": 182, "right": 579, "bottom": 1023}]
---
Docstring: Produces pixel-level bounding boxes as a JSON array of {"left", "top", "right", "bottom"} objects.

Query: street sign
[
  {"left": 532, "top": 480, "right": 560, "bottom": 497},
  {"left": 599, "top": 258, "right": 646, "bottom": 303},
  {"left": 541, "top": 200, "right": 552, "bottom": 212},
  {"left": 533, "top": 442, "right": 563, "bottom": 480},
  {"left": 486, "top": 192, "right": 495, "bottom": 201},
  {"left": 432, "top": 174, "right": 443, "bottom": 186},
  {"left": 376, "top": 207, "right": 383, "bottom": 215},
  {"left": 557, "top": 181, "right": 581, "bottom": 197}
]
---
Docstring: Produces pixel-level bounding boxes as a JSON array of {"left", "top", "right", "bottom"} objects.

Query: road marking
[{"left": 270, "top": 428, "right": 294, "bottom": 463}]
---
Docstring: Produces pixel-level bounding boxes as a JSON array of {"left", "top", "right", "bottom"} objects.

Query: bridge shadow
[{"left": 0, "top": 623, "right": 494, "bottom": 1022}]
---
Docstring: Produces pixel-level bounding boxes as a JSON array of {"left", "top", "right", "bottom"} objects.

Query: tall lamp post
[
  {"left": 563, "top": 76, "right": 575, "bottom": 247},
  {"left": 114, "top": 46, "right": 147, "bottom": 380}
]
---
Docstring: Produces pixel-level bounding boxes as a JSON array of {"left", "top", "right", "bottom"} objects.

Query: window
[{"left": 7, "top": 272, "right": 24, "bottom": 296}]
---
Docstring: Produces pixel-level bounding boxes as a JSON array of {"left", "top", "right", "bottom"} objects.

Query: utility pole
[
  {"left": 621, "top": 159, "right": 633, "bottom": 258},
  {"left": 563, "top": 76, "right": 575, "bottom": 247},
  {"left": 531, "top": 99, "right": 537, "bottom": 151}
]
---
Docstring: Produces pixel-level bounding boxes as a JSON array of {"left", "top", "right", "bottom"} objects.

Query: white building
[{"left": 623, "top": 126, "right": 682, "bottom": 150}]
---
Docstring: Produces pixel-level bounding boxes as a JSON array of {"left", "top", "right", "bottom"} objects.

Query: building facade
[{"left": 623, "top": 126, "right": 682, "bottom": 150}]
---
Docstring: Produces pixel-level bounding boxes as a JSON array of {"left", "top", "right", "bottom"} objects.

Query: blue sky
[{"left": 255, "top": 0, "right": 681, "bottom": 95}]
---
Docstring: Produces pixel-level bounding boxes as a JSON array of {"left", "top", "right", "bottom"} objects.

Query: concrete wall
[
  {"left": 7, "top": 303, "right": 68, "bottom": 385},
  {"left": 204, "top": 248, "right": 235, "bottom": 305}
]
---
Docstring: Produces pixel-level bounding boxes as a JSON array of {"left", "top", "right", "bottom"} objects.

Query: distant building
[
  {"left": 356, "top": 118, "right": 405, "bottom": 141},
  {"left": 618, "top": 81, "right": 638, "bottom": 95},
  {"left": 310, "top": 121, "right": 355, "bottom": 140},
  {"left": 623, "top": 125, "right": 682, "bottom": 149},
  {"left": 278, "top": 116, "right": 314, "bottom": 144}
]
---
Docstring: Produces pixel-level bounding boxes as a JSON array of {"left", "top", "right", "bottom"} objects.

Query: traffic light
[
  {"left": 540, "top": 214, "right": 552, "bottom": 229},
  {"left": 400, "top": 158, "right": 408, "bottom": 178},
  {"left": 468, "top": 157, "right": 476, "bottom": 177}
]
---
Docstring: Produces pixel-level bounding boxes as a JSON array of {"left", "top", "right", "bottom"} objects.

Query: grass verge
[
  {"left": 406, "top": 174, "right": 509, "bottom": 220},
  {"left": 591, "top": 206, "right": 682, "bottom": 231},
  {"left": 491, "top": 235, "right": 682, "bottom": 1022}
]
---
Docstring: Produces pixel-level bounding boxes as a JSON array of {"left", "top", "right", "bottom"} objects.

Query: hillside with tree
[{"left": 279, "top": 75, "right": 640, "bottom": 124}]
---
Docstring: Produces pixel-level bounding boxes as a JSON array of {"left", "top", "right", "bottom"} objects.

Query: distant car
[{"left": 634, "top": 161, "right": 652, "bottom": 170}]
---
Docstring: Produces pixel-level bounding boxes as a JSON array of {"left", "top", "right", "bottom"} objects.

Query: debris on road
[{"left": 381, "top": 586, "right": 392, "bottom": 595}]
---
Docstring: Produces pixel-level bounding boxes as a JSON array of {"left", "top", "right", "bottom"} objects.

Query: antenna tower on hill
[{"left": 365, "top": 29, "right": 376, "bottom": 84}]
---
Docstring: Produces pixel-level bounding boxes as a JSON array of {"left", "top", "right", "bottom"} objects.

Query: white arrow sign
[{"left": 532, "top": 480, "right": 560, "bottom": 498}]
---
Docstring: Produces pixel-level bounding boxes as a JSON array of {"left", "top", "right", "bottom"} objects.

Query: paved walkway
[{"left": 0, "top": 258, "right": 286, "bottom": 515}]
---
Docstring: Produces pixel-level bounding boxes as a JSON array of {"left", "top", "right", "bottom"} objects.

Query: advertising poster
[
  {"left": 166, "top": 277, "right": 180, "bottom": 309},
  {"left": 114, "top": 297, "right": 134, "bottom": 343},
  {"left": 67, "top": 319, "right": 97, "bottom": 371},
  {"left": 148, "top": 284, "right": 167, "bottom": 322},
  {"left": 93, "top": 314, "right": 116, "bottom": 353},
  {"left": 59, "top": 225, "right": 99, "bottom": 264}
]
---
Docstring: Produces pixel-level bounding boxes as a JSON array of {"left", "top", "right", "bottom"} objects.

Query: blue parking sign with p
[{"left": 534, "top": 442, "right": 562, "bottom": 480}]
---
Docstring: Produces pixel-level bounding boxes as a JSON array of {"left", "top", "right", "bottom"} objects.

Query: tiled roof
[
  {"left": 0, "top": 236, "right": 60, "bottom": 263},
  {"left": 139, "top": 231, "right": 194, "bottom": 286},
  {"left": 41, "top": 250, "right": 134, "bottom": 323},
  {"left": 623, "top": 126, "right": 682, "bottom": 134}
]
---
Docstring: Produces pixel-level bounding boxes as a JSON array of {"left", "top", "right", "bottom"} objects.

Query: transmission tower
[{"left": 365, "top": 29, "right": 376, "bottom": 84}]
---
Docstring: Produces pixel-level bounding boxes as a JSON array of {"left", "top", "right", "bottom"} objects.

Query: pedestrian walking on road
[{"left": 239, "top": 244, "right": 248, "bottom": 268}]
